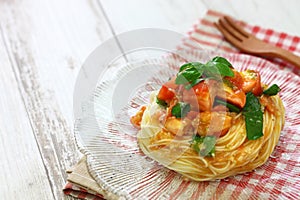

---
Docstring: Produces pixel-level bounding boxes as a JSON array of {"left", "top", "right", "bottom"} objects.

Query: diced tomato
[
  {"left": 157, "top": 85, "right": 175, "bottom": 101},
  {"left": 225, "top": 70, "right": 244, "bottom": 90},
  {"left": 218, "top": 82, "right": 246, "bottom": 108},
  {"left": 157, "top": 77, "right": 177, "bottom": 101},
  {"left": 251, "top": 76, "right": 263, "bottom": 96},
  {"left": 182, "top": 80, "right": 216, "bottom": 111},
  {"left": 217, "top": 70, "right": 246, "bottom": 108},
  {"left": 197, "top": 111, "right": 232, "bottom": 137},
  {"left": 260, "top": 95, "right": 276, "bottom": 114},
  {"left": 241, "top": 70, "right": 263, "bottom": 96},
  {"left": 164, "top": 117, "right": 183, "bottom": 135},
  {"left": 227, "top": 89, "right": 246, "bottom": 108}
]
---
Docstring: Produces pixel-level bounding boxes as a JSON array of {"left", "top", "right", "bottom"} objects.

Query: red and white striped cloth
[
  {"left": 64, "top": 182, "right": 104, "bottom": 200},
  {"left": 64, "top": 9, "right": 300, "bottom": 200}
]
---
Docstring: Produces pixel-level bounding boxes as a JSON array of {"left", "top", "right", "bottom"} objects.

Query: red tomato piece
[
  {"left": 225, "top": 70, "right": 244, "bottom": 90},
  {"left": 241, "top": 70, "right": 263, "bottom": 96},
  {"left": 226, "top": 90, "right": 246, "bottom": 108},
  {"left": 182, "top": 80, "right": 216, "bottom": 111},
  {"left": 157, "top": 85, "right": 175, "bottom": 101},
  {"left": 157, "top": 77, "right": 177, "bottom": 101},
  {"left": 217, "top": 82, "right": 246, "bottom": 108}
]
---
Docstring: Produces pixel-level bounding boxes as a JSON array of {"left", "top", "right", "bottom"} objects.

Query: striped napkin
[{"left": 63, "top": 9, "right": 300, "bottom": 200}]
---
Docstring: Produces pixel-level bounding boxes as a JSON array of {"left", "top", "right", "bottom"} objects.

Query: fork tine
[
  {"left": 218, "top": 18, "right": 244, "bottom": 41},
  {"left": 224, "top": 16, "right": 249, "bottom": 38},
  {"left": 214, "top": 21, "right": 242, "bottom": 48}
]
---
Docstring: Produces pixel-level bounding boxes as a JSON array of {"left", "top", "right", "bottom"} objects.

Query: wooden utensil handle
[{"left": 271, "top": 47, "right": 300, "bottom": 69}]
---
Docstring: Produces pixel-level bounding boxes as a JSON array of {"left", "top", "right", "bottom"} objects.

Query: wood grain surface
[
  {"left": 0, "top": 0, "right": 114, "bottom": 199},
  {"left": 0, "top": 0, "right": 299, "bottom": 199}
]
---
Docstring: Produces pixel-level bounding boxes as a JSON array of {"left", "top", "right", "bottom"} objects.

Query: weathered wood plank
[
  {"left": 101, "top": 0, "right": 300, "bottom": 40},
  {"left": 0, "top": 31, "right": 54, "bottom": 199},
  {"left": 0, "top": 0, "right": 116, "bottom": 199},
  {"left": 100, "top": 0, "right": 207, "bottom": 34},
  {"left": 201, "top": 0, "right": 300, "bottom": 36}
]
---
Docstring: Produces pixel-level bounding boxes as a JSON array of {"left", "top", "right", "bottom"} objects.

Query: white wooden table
[{"left": 0, "top": 0, "right": 299, "bottom": 199}]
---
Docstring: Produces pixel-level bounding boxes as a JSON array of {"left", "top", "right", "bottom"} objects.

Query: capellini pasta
[{"left": 131, "top": 56, "right": 285, "bottom": 181}]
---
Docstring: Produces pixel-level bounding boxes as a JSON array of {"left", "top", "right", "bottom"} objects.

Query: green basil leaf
[
  {"left": 175, "top": 67, "right": 201, "bottom": 85},
  {"left": 179, "top": 62, "right": 203, "bottom": 72},
  {"left": 190, "top": 135, "right": 216, "bottom": 157},
  {"left": 190, "top": 134, "right": 203, "bottom": 154},
  {"left": 156, "top": 97, "right": 167, "bottom": 108},
  {"left": 212, "top": 56, "right": 232, "bottom": 67},
  {"left": 200, "top": 136, "right": 216, "bottom": 157},
  {"left": 263, "top": 84, "right": 281, "bottom": 96},
  {"left": 175, "top": 56, "right": 234, "bottom": 87},
  {"left": 171, "top": 102, "right": 191, "bottom": 118},
  {"left": 206, "top": 57, "right": 234, "bottom": 77},
  {"left": 191, "top": 134, "right": 203, "bottom": 143},
  {"left": 203, "top": 63, "right": 220, "bottom": 78},
  {"left": 215, "top": 62, "right": 235, "bottom": 77},
  {"left": 206, "top": 61, "right": 234, "bottom": 77},
  {"left": 243, "top": 92, "right": 261, "bottom": 113},
  {"left": 190, "top": 134, "right": 202, "bottom": 153},
  {"left": 242, "top": 92, "right": 263, "bottom": 140}
]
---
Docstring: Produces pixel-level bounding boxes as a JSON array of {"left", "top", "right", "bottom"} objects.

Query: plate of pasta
[{"left": 75, "top": 50, "right": 300, "bottom": 199}]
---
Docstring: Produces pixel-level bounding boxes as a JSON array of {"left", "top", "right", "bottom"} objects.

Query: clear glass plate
[{"left": 75, "top": 50, "right": 300, "bottom": 199}]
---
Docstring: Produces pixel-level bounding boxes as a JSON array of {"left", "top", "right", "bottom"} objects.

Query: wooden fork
[{"left": 214, "top": 16, "right": 300, "bottom": 69}]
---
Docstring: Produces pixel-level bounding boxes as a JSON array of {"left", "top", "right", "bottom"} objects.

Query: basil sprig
[
  {"left": 263, "top": 84, "right": 281, "bottom": 96},
  {"left": 242, "top": 92, "right": 263, "bottom": 140},
  {"left": 190, "top": 134, "right": 216, "bottom": 157},
  {"left": 156, "top": 97, "right": 167, "bottom": 108},
  {"left": 175, "top": 56, "right": 234, "bottom": 89},
  {"left": 243, "top": 84, "right": 281, "bottom": 140},
  {"left": 205, "top": 56, "right": 235, "bottom": 77},
  {"left": 171, "top": 102, "right": 191, "bottom": 118}
]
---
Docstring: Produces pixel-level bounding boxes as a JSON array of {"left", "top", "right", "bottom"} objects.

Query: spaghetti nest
[
  {"left": 137, "top": 93, "right": 284, "bottom": 181},
  {"left": 131, "top": 56, "right": 285, "bottom": 181}
]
